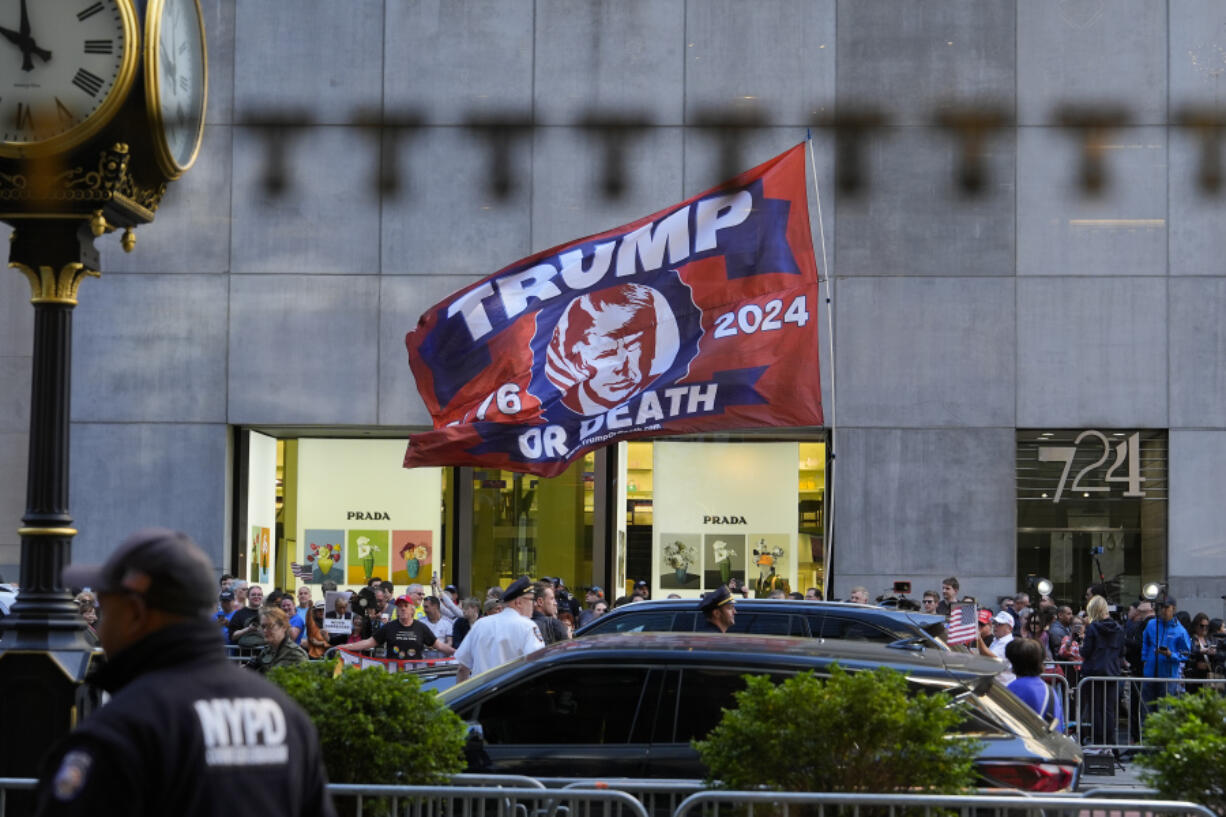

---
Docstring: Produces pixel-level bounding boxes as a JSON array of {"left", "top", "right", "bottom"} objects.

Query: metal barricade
[
  {"left": 0, "top": 777, "right": 36, "bottom": 817},
  {"left": 672, "top": 790, "right": 1218, "bottom": 817},
  {"left": 1075, "top": 675, "right": 1226, "bottom": 752},
  {"left": 325, "top": 782, "right": 650, "bottom": 817},
  {"left": 1041, "top": 670, "right": 1073, "bottom": 737},
  {"left": 560, "top": 779, "right": 708, "bottom": 817}
]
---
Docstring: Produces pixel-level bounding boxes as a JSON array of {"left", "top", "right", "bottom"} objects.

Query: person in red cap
[
  {"left": 34, "top": 528, "right": 335, "bottom": 816},
  {"left": 347, "top": 593, "right": 455, "bottom": 661}
]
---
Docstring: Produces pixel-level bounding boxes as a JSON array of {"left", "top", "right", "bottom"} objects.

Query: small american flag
[{"left": 946, "top": 603, "right": 978, "bottom": 645}]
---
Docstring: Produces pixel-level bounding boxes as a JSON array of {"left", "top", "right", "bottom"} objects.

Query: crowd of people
[{"left": 895, "top": 576, "right": 1226, "bottom": 749}]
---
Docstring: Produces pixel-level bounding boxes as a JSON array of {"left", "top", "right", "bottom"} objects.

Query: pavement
[{"left": 1077, "top": 752, "right": 1158, "bottom": 796}]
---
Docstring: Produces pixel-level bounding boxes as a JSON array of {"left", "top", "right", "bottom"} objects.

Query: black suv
[
  {"left": 441, "top": 633, "right": 1081, "bottom": 791},
  {"left": 575, "top": 598, "right": 951, "bottom": 651}
]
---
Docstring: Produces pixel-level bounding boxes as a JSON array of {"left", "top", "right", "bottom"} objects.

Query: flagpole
[{"left": 806, "top": 132, "right": 837, "bottom": 599}]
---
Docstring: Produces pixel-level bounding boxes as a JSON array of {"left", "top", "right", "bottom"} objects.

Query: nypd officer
[
  {"left": 699, "top": 585, "right": 737, "bottom": 633},
  {"left": 35, "top": 528, "right": 335, "bottom": 817},
  {"left": 454, "top": 575, "right": 544, "bottom": 681}
]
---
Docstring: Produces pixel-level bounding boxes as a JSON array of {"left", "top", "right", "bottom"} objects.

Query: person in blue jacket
[{"left": 1141, "top": 596, "right": 1191, "bottom": 710}]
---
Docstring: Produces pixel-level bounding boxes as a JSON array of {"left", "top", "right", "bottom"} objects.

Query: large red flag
[{"left": 405, "top": 143, "right": 822, "bottom": 477}]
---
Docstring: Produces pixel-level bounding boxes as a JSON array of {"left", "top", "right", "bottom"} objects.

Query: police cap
[
  {"left": 501, "top": 575, "right": 536, "bottom": 602},
  {"left": 699, "top": 585, "right": 735, "bottom": 615},
  {"left": 63, "top": 527, "right": 217, "bottom": 618}
]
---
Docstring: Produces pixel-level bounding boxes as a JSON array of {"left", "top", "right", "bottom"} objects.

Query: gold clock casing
[
  {"left": 143, "top": 0, "right": 207, "bottom": 179},
  {"left": 0, "top": 0, "right": 141, "bottom": 159}
]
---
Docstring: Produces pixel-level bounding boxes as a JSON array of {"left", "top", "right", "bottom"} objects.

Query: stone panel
[
  {"left": 201, "top": 0, "right": 236, "bottom": 125},
  {"left": 1017, "top": 0, "right": 1166, "bottom": 126},
  {"left": 836, "top": 277, "right": 1015, "bottom": 427},
  {"left": 1168, "top": 0, "right": 1226, "bottom": 112},
  {"left": 69, "top": 423, "right": 230, "bottom": 571},
  {"left": 228, "top": 275, "right": 380, "bottom": 424},
  {"left": 1170, "top": 278, "right": 1226, "bottom": 428},
  {"left": 0, "top": 432, "right": 26, "bottom": 559},
  {"left": 685, "top": 0, "right": 835, "bottom": 126},
  {"left": 832, "top": 428, "right": 1017, "bottom": 577},
  {"left": 835, "top": 127, "right": 1015, "bottom": 276},
  {"left": 1017, "top": 277, "right": 1167, "bottom": 427},
  {"left": 99, "top": 125, "right": 233, "bottom": 274},
  {"left": 1017, "top": 127, "right": 1167, "bottom": 277},
  {"left": 378, "top": 274, "right": 488, "bottom": 426},
  {"left": 0, "top": 358, "right": 29, "bottom": 434},
  {"left": 1169, "top": 130, "right": 1226, "bottom": 277},
  {"left": 2, "top": 270, "right": 34, "bottom": 354},
  {"left": 234, "top": 0, "right": 383, "bottom": 123},
  {"left": 384, "top": 0, "right": 534, "bottom": 124},
  {"left": 1169, "top": 431, "right": 1226, "bottom": 576},
  {"left": 530, "top": 127, "right": 683, "bottom": 253},
  {"left": 381, "top": 127, "right": 533, "bottom": 275},
  {"left": 71, "top": 274, "right": 228, "bottom": 423},
  {"left": 534, "top": 0, "right": 685, "bottom": 126},
  {"left": 837, "top": 0, "right": 1015, "bottom": 126},
  {"left": 231, "top": 127, "right": 380, "bottom": 274}
]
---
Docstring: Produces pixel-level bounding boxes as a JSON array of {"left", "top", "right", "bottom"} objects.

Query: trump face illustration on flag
[{"left": 544, "top": 282, "right": 681, "bottom": 416}]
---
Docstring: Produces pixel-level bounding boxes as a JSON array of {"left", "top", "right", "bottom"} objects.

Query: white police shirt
[{"left": 454, "top": 607, "right": 545, "bottom": 675}]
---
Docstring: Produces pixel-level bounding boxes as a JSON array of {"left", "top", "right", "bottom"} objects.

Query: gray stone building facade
[{"left": 3, "top": 0, "right": 1224, "bottom": 617}]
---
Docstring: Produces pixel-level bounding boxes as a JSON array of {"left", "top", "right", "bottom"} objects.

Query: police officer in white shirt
[{"left": 454, "top": 576, "right": 544, "bottom": 681}]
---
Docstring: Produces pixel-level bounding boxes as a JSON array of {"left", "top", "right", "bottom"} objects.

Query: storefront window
[
  {"left": 1016, "top": 430, "right": 1168, "bottom": 606},
  {"left": 468, "top": 454, "right": 595, "bottom": 596},
  {"left": 244, "top": 435, "right": 449, "bottom": 594},
  {"left": 620, "top": 438, "right": 826, "bottom": 601}
]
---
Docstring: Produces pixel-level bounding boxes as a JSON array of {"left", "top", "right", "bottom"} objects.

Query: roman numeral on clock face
[
  {"left": 72, "top": 68, "right": 105, "bottom": 97},
  {"left": 15, "top": 102, "right": 34, "bottom": 131},
  {"left": 77, "top": 2, "right": 104, "bottom": 21},
  {"left": 84, "top": 39, "right": 114, "bottom": 54},
  {"left": 56, "top": 98, "right": 75, "bottom": 125}
]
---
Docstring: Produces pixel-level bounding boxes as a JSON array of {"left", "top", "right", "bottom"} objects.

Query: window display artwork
[
  {"left": 301, "top": 530, "right": 344, "bottom": 584},
  {"left": 392, "top": 531, "right": 433, "bottom": 584},
  {"left": 751, "top": 534, "right": 791, "bottom": 596},
  {"left": 250, "top": 526, "right": 271, "bottom": 583},
  {"left": 658, "top": 533, "right": 701, "bottom": 589},
  {"left": 703, "top": 534, "right": 746, "bottom": 589},
  {"left": 347, "top": 530, "right": 389, "bottom": 584}
]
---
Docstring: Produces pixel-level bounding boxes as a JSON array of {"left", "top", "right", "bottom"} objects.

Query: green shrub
[
  {"left": 1135, "top": 688, "right": 1226, "bottom": 815},
  {"left": 267, "top": 660, "right": 467, "bottom": 786},
  {"left": 694, "top": 666, "right": 980, "bottom": 793}
]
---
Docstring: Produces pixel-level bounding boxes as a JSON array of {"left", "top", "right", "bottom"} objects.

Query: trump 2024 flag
[{"left": 404, "top": 143, "right": 823, "bottom": 477}]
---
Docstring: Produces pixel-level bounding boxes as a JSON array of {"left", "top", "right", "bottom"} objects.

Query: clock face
[
  {"left": 147, "top": 0, "right": 205, "bottom": 175},
  {"left": 0, "top": 0, "right": 137, "bottom": 155}
]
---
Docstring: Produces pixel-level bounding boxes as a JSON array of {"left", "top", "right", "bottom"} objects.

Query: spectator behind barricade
[
  {"left": 921, "top": 590, "right": 939, "bottom": 614},
  {"left": 727, "top": 576, "right": 749, "bottom": 599},
  {"left": 937, "top": 577, "right": 959, "bottom": 615},
  {"left": 279, "top": 594, "right": 306, "bottom": 645},
  {"left": 591, "top": 600, "right": 609, "bottom": 618},
  {"left": 1010, "top": 592, "right": 1031, "bottom": 631},
  {"left": 231, "top": 579, "right": 247, "bottom": 608},
  {"left": 296, "top": 585, "right": 313, "bottom": 618},
  {"left": 347, "top": 594, "right": 456, "bottom": 660},
  {"left": 305, "top": 600, "right": 330, "bottom": 659},
  {"left": 805, "top": 587, "right": 822, "bottom": 601},
  {"left": 847, "top": 586, "right": 870, "bottom": 604},
  {"left": 1023, "top": 606, "right": 1054, "bottom": 660},
  {"left": 431, "top": 576, "right": 463, "bottom": 622},
  {"left": 1187, "top": 612, "right": 1216, "bottom": 679},
  {"left": 577, "top": 586, "right": 604, "bottom": 628},
  {"left": 1124, "top": 600, "right": 1154, "bottom": 743},
  {"left": 1142, "top": 596, "right": 1191, "bottom": 709},
  {"left": 1007, "top": 638, "right": 1064, "bottom": 731},
  {"left": 421, "top": 595, "right": 453, "bottom": 646},
  {"left": 452, "top": 597, "right": 481, "bottom": 648},
  {"left": 1080, "top": 594, "right": 1125, "bottom": 746},
  {"left": 1049, "top": 605, "right": 1073, "bottom": 648},
  {"left": 768, "top": 588, "right": 786, "bottom": 599},
  {"left": 531, "top": 580, "right": 569, "bottom": 644},
  {"left": 634, "top": 579, "right": 651, "bottom": 600},
  {"left": 346, "top": 614, "right": 365, "bottom": 645},
  {"left": 248, "top": 606, "right": 308, "bottom": 674},
  {"left": 988, "top": 610, "right": 1016, "bottom": 684},
  {"left": 228, "top": 584, "right": 264, "bottom": 650},
  {"left": 74, "top": 592, "right": 99, "bottom": 646},
  {"left": 482, "top": 598, "right": 503, "bottom": 616},
  {"left": 214, "top": 589, "right": 238, "bottom": 643}
]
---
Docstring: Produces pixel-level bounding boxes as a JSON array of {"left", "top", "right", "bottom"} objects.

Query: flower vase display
[
  {"left": 719, "top": 558, "right": 732, "bottom": 584},
  {"left": 675, "top": 567, "right": 687, "bottom": 582},
  {"left": 317, "top": 555, "right": 334, "bottom": 577},
  {"left": 362, "top": 556, "right": 374, "bottom": 579},
  {"left": 407, "top": 558, "right": 420, "bottom": 578}
]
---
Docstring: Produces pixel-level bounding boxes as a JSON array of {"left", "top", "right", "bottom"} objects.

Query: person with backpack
[{"left": 1007, "top": 638, "right": 1064, "bottom": 732}]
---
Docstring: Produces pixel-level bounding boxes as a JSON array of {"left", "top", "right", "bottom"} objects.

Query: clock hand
[
  {"left": 14, "top": 0, "right": 51, "bottom": 72},
  {"left": 160, "top": 39, "right": 177, "bottom": 84},
  {"left": 18, "top": 0, "right": 29, "bottom": 38},
  {"left": 0, "top": 25, "right": 23, "bottom": 46}
]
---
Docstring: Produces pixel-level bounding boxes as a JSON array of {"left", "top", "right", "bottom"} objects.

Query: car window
[
  {"left": 586, "top": 610, "right": 678, "bottom": 634},
  {"left": 726, "top": 612, "right": 797, "bottom": 636},
  {"left": 813, "top": 614, "right": 899, "bottom": 643},
  {"left": 670, "top": 668, "right": 793, "bottom": 743},
  {"left": 469, "top": 666, "right": 652, "bottom": 745}
]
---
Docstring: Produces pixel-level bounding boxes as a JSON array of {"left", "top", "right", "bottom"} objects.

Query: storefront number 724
[{"left": 1037, "top": 431, "right": 1147, "bottom": 504}]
